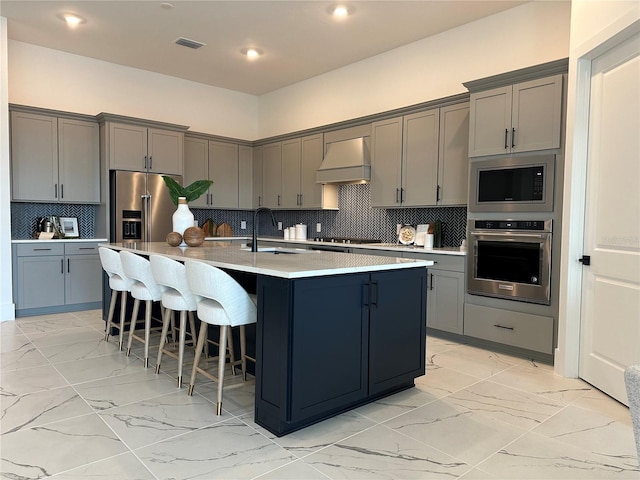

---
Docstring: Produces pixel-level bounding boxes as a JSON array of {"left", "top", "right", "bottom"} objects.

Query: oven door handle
[{"left": 471, "top": 232, "right": 548, "bottom": 239}]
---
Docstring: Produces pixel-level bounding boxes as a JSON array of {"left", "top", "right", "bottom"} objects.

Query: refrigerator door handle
[{"left": 141, "top": 194, "right": 151, "bottom": 242}]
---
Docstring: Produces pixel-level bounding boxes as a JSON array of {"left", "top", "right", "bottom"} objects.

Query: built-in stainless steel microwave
[{"left": 468, "top": 155, "right": 555, "bottom": 212}]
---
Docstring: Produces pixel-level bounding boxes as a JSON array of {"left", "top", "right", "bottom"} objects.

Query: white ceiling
[{"left": 1, "top": 1, "right": 527, "bottom": 96}]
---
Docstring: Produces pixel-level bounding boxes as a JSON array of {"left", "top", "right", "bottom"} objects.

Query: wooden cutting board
[{"left": 216, "top": 222, "right": 233, "bottom": 237}]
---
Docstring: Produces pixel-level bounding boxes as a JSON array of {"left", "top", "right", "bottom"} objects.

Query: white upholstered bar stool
[
  {"left": 120, "top": 251, "right": 166, "bottom": 368},
  {"left": 150, "top": 255, "right": 198, "bottom": 388},
  {"left": 99, "top": 247, "right": 135, "bottom": 351},
  {"left": 185, "top": 260, "right": 257, "bottom": 415}
]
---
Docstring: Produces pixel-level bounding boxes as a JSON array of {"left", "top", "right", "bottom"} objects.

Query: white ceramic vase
[{"left": 172, "top": 197, "right": 194, "bottom": 246}]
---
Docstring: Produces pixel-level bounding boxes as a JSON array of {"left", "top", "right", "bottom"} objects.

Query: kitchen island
[{"left": 101, "top": 242, "right": 432, "bottom": 436}]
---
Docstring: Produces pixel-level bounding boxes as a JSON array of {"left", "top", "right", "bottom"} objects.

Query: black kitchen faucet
[{"left": 251, "top": 207, "right": 277, "bottom": 252}]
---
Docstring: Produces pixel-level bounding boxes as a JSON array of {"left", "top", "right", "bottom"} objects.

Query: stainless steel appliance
[
  {"left": 467, "top": 219, "right": 552, "bottom": 304},
  {"left": 468, "top": 155, "right": 555, "bottom": 213},
  {"left": 110, "top": 171, "right": 182, "bottom": 242}
]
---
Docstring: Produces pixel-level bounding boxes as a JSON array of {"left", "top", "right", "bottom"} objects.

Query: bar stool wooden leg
[
  {"left": 155, "top": 307, "right": 172, "bottom": 374},
  {"left": 105, "top": 290, "right": 118, "bottom": 341},
  {"left": 217, "top": 326, "right": 228, "bottom": 415},
  {"left": 177, "top": 310, "right": 188, "bottom": 388},
  {"left": 227, "top": 328, "right": 237, "bottom": 375},
  {"left": 143, "top": 300, "right": 152, "bottom": 368},
  {"left": 118, "top": 291, "right": 128, "bottom": 351},
  {"left": 126, "top": 298, "right": 141, "bottom": 356},
  {"left": 240, "top": 325, "right": 248, "bottom": 382},
  {"left": 188, "top": 311, "right": 197, "bottom": 350},
  {"left": 188, "top": 322, "right": 208, "bottom": 396}
]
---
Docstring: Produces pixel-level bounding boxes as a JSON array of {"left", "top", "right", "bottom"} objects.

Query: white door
[{"left": 579, "top": 31, "right": 640, "bottom": 405}]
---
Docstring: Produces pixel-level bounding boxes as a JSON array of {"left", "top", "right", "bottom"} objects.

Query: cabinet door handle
[
  {"left": 258, "top": 195, "right": 262, "bottom": 207},
  {"left": 504, "top": 129, "right": 509, "bottom": 149},
  {"left": 60, "top": 184, "right": 64, "bottom": 199},
  {"left": 54, "top": 184, "right": 58, "bottom": 199},
  {"left": 33, "top": 248, "right": 52, "bottom": 251},
  {"left": 371, "top": 281, "right": 379, "bottom": 308},
  {"left": 400, "top": 188, "right": 405, "bottom": 203},
  {"left": 67, "top": 258, "right": 70, "bottom": 273},
  {"left": 61, "top": 259, "right": 64, "bottom": 274},
  {"left": 429, "top": 273, "right": 434, "bottom": 291},
  {"left": 149, "top": 156, "right": 153, "bottom": 170},
  {"left": 436, "top": 185, "right": 441, "bottom": 202},
  {"left": 362, "top": 282, "right": 370, "bottom": 307},
  {"left": 396, "top": 188, "right": 400, "bottom": 203},
  {"left": 277, "top": 194, "right": 281, "bottom": 206},
  {"left": 494, "top": 324, "right": 514, "bottom": 331},
  {"left": 143, "top": 155, "right": 147, "bottom": 169},
  {"left": 512, "top": 128, "right": 516, "bottom": 148}
]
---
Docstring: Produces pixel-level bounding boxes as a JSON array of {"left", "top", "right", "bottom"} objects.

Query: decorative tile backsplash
[
  {"left": 192, "top": 183, "right": 467, "bottom": 247},
  {"left": 11, "top": 184, "right": 467, "bottom": 246},
  {"left": 11, "top": 203, "right": 97, "bottom": 239}
]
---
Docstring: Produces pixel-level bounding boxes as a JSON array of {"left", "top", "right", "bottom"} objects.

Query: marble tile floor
[{"left": 1, "top": 309, "right": 638, "bottom": 480}]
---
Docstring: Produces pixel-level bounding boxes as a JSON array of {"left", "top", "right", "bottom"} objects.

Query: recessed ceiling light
[
  {"left": 330, "top": 5, "right": 353, "bottom": 18},
  {"left": 241, "top": 48, "right": 263, "bottom": 59},
  {"left": 57, "top": 12, "right": 86, "bottom": 27},
  {"left": 160, "top": 2, "right": 174, "bottom": 10}
]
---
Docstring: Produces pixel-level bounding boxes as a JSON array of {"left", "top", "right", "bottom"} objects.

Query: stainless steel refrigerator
[{"left": 110, "top": 170, "right": 182, "bottom": 242}]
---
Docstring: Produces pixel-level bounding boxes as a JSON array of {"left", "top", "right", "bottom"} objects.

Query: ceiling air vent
[{"left": 174, "top": 37, "right": 206, "bottom": 49}]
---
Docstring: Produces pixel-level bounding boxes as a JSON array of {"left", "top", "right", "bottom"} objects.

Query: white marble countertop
[
  {"left": 100, "top": 241, "right": 433, "bottom": 279},
  {"left": 206, "top": 236, "right": 467, "bottom": 256},
  {"left": 12, "top": 238, "right": 108, "bottom": 244}
]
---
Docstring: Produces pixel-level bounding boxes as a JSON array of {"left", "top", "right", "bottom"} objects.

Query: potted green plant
[
  {"left": 162, "top": 176, "right": 213, "bottom": 246},
  {"left": 161, "top": 176, "right": 213, "bottom": 205}
]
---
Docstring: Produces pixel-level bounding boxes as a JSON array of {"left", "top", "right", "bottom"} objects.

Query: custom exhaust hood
[{"left": 316, "top": 137, "right": 371, "bottom": 184}]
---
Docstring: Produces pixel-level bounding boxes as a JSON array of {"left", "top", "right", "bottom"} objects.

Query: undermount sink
[{"left": 240, "top": 246, "right": 315, "bottom": 254}]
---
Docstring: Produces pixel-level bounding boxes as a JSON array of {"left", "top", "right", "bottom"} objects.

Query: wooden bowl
[
  {"left": 183, "top": 226, "right": 205, "bottom": 247},
  {"left": 166, "top": 232, "right": 183, "bottom": 247}
]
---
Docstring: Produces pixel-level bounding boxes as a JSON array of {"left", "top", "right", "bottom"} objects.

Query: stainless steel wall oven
[{"left": 467, "top": 219, "right": 552, "bottom": 304}]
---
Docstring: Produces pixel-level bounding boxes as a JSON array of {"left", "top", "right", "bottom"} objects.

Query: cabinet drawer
[
  {"left": 403, "top": 251, "right": 465, "bottom": 272},
  {"left": 15, "top": 243, "right": 64, "bottom": 257},
  {"left": 463, "top": 303, "right": 553, "bottom": 354},
  {"left": 65, "top": 242, "right": 100, "bottom": 255}
]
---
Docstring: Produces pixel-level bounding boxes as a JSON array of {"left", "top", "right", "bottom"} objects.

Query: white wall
[
  {"left": 258, "top": 1, "right": 571, "bottom": 138},
  {"left": 1, "top": 17, "right": 15, "bottom": 321},
  {"left": 8, "top": 41, "right": 259, "bottom": 140},
  {"left": 556, "top": 0, "right": 640, "bottom": 376}
]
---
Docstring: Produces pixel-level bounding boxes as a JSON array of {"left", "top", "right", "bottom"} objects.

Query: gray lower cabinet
[
  {"left": 463, "top": 303, "right": 554, "bottom": 355},
  {"left": 403, "top": 251, "right": 465, "bottom": 335},
  {"left": 13, "top": 242, "right": 102, "bottom": 316}
]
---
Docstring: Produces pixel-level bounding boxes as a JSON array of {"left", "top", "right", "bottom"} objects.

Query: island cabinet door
[
  {"left": 368, "top": 267, "right": 427, "bottom": 395},
  {"left": 289, "top": 273, "right": 369, "bottom": 423},
  {"left": 255, "top": 273, "right": 369, "bottom": 435}
]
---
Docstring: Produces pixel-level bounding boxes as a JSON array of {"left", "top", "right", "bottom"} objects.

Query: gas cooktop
[{"left": 311, "top": 237, "right": 382, "bottom": 244}]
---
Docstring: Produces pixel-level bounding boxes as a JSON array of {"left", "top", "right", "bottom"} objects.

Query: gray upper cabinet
[
  {"left": 253, "top": 146, "right": 263, "bottom": 208},
  {"left": 281, "top": 138, "right": 302, "bottom": 209},
  {"left": 11, "top": 110, "right": 99, "bottom": 203},
  {"left": 438, "top": 102, "right": 470, "bottom": 206},
  {"left": 209, "top": 140, "right": 239, "bottom": 209},
  {"left": 301, "top": 134, "right": 337, "bottom": 209},
  {"left": 262, "top": 142, "right": 283, "bottom": 208},
  {"left": 259, "top": 136, "right": 337, "bottom": 210},
  {"left": 402, "top": 109, "right": 439, "bottom": 207},
  {"left": 184, "top": 136, "right": 243, "bottom": 209},
  {"left": 371, "top": 103, "right": 468, "bottom": 208},
  {"left": 238, "top": 145, "right": 253, "bottom": 210},
  {"left": 183, "top": 136, "right": 209, "bottom": 207},
  {"left": 468, "top": 74, "right": 563, "bottom": 157},
  {"left": 107, "top": 122, "right": 183, "bottom": 174},
  {"left": 371, "top": 117, "right": 403, "bottom": 207}
]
